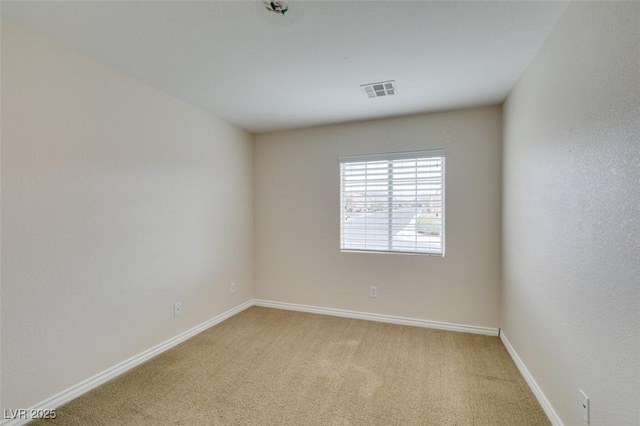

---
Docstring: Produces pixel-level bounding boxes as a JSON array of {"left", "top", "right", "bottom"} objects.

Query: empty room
[{"left": 1, "top": 1, "right": 638, "bottom": 425}]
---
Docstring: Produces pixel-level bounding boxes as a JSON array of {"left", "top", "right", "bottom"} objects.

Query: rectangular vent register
[{"left": 362, "top": 80, "right": 396, "bottom": 98}]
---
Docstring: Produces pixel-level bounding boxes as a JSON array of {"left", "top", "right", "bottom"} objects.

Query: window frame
[{"left": 339, "top": 150, "right": 446, "bottom": 256}]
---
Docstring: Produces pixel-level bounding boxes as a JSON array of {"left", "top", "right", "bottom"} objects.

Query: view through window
[{"left": 340, "top": 151, "right": 445, "bottom": 255}]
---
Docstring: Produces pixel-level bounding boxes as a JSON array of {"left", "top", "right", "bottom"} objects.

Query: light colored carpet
[{"left": 32, "top": 307, "right": 550, "bottom": 425}]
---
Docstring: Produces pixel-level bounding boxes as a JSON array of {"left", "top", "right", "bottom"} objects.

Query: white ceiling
[{"left": 2, "top": 1, "right": 568, "bottom": 133}]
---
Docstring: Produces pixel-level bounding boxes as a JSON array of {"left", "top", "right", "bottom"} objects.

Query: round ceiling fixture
[{"left": 265, "top": 1, "right": 288, "bottom": 16}]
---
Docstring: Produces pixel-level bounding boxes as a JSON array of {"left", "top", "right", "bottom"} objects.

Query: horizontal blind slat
[{"left": 340, "top": 153, "right": 445, "bottom": 255}]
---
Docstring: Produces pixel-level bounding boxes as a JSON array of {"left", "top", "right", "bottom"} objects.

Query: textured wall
[
  {"left": 1, "top": 21, "right": 253, "bottom": 410},
  {"left": 502, "top": 2, "right": 640, "bottom": 425},
  {"left": 254, "top": 107, "right": 502, "bottom": 328}
]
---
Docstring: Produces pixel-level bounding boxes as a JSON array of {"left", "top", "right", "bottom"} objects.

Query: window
[{"left": 340, "top": 150, "right": 445, "bottom": 255}]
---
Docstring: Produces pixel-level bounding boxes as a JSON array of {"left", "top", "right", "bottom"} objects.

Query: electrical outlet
[
  {"left": 173, "top": 302, "right": 182, "bottom": 317},
  {"left": 230, "top": 282, "right": 236, "bottom": 294},
  {"left": 369, "top": 286, "right": 378, "bottom": 298},
  {"left": 579, "top": 389, "right": 590, "bottom": 423}
]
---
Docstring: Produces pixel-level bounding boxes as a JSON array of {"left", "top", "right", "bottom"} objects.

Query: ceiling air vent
[{"left": 361, "top": 80, "right": 396, "bottom": 98}]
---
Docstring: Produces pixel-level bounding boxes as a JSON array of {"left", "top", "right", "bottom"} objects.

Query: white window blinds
[{"left": 339, "top": 150, "right": 445, "bottom": 255}]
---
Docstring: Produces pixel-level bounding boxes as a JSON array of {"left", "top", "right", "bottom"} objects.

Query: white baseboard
[
  {"left": 3, "top": 298, "right": 500, "bottom": 426},
  {"left": 253, "top": 299, "right": 499, "bottom": 336},
  {"left": 500, "top": 332, "right": 563, "bottom": 426},
  {"left": 0, "top": 300, "right": 253, "bottom": 426}
]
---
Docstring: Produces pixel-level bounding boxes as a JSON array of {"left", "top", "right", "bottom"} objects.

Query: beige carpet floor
[{"left": 32, "top": 307, "right": 549, "bottom": 425}]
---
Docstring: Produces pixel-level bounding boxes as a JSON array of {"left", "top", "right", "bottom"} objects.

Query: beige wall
[
  {"left": 1, "top": 21, "right": 253, "bottom": 410},
  {"left": 254, "top": 107, "right": 502, "bottom": 327},
  {"left": 502, "top": 2, "right": 640, "bottom": 425},
  {"left": 8, "top": 3, "right": 638, "bottom": 423}
]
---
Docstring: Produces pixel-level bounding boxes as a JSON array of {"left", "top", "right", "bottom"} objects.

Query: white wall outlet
[
  {"left": 173, "top": 302, "right": 182, "bottom": 317},
  {"left": 579, "top": 389, "right": 590, "bottom": 423},
  {"left": 369, "top": 286, "right": 378, "bottom": 298},
  {"left": 230, "top": 282, "right": 236, "bottom": 294}
]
